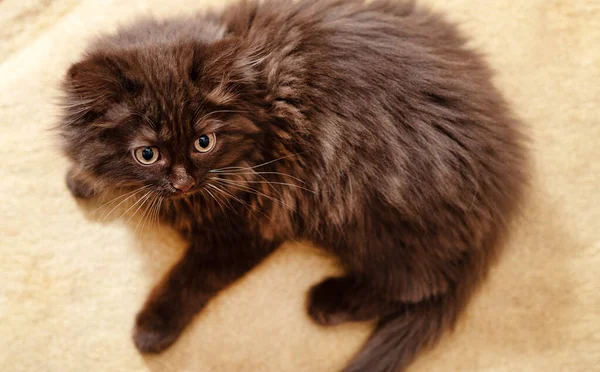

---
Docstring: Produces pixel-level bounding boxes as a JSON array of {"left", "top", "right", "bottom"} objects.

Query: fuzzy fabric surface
[{"left": 0, "top": 0, "right": 598, "bottom": 371}]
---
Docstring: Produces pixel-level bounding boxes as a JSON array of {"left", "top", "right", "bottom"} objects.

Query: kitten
[{"left": 59, "top": 0, "right": 527, "bottom": 371}]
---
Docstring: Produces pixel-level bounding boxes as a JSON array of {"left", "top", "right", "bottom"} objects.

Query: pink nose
[
  {"left": 172, "top": 178, "right": 195, "bottom": 193},
  {"left": 170, "top": 166, "right": 195, "bottom": 193}
]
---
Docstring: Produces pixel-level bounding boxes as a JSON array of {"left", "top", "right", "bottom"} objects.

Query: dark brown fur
[{"left": 58, "top": 0, "right": 527, "bottom": 371}]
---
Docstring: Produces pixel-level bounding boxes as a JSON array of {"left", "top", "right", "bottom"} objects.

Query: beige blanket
[{"left": 1, "top": 0, "right": 598, "bottom": 371}]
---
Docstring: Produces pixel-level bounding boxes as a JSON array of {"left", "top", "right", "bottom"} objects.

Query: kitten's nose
[
  {"left": 172, "top": 178, "right": 195, "bottom": 193},
  {"left": 170, "top": 166, "right": 195, "bottom": 193}
]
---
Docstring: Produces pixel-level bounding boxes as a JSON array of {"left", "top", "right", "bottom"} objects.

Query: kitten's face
[{"left": 60, "top": 41, "right": 262, "bottom": 198}]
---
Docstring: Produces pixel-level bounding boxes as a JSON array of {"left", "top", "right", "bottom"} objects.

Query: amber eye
[
  {"left": 133, "top": 147, "right": 160, "bottom": 165},
  {"left": 194, "top": 133, "right": 216, "bottom": 153}
]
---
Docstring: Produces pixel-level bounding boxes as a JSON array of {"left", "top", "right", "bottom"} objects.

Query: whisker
[
  {"left": 205, "top": 188, "right": 227, "bottom": 216},
  {"left": 134, "top": 196, "right": 152, "bottom": 235},
  {"left": 138, "top": 195, "right": 158, "bottom": 235},
  {"left": 209, "top": 188, "right": 236, "bottom": 228},
  {"left": 249, "top": 172, "right": 283, "bottom": 197},
  {"left": 214, "top": 178, "right": 295, "bottom": 210},
  {"left": 204, "top": 189, "right": 225, "bottom": 209},
  {"left": 115, "top": 190, "right": 152, "bottom": 223},
  {"left": 141, "top": 195, "right": 160, "bottom": 232},
  {"left": 212, "top": 171, "right": 283, "bottom": 197},
  {"left": 208, "top": 184, "right": 256, "bottom": 217},
  {"left": 209, "top": 171, "right": 307, "bottom": 185},
  {"left": 211, "top": 153, "right": 303, "bottom": 172},
  {"left": 127, "top": 191, "right": 154, "bottom": 224},
  {"left": 101, "top": 187, "right": 151, "bottom": 222},
  {"left": 210, "top": 177, "right": 315, "bottom": 194},
  {"left": 208, "top": 184, "right": 249, "bottom": 209},
  {"left": 210, "top": 185, "right": 237, "bottom": 213},
  {"left": 93, "top": 185, "right": 151, "bottom": 214},
  {"left": 209, "top": 184, "right": 271, "bottom": 222},
  {"left": 152, "top": 196, "right": 164, "bottom": 230}
]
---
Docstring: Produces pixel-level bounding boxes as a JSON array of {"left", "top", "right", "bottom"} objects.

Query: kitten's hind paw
[{"left": 66, "top": 168, "right": 96, "bottom": 199}]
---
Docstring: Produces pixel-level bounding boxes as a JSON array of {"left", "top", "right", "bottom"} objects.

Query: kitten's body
[{"left": 60, "top": 1, "right": 527, "bottom": 371}]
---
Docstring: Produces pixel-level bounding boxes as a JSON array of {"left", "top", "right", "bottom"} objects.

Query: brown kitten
[{"left": 58, "top": 0, "right": 527, "bottom": 371}]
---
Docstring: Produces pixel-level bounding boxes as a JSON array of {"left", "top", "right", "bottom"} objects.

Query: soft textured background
[{"left": 1, "top": 0, "right": 598, "bottom": 371}]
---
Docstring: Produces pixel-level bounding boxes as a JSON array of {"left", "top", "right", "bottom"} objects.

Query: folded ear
[
  {"left": 189, "top": 37, "right": 258, "bottom": 91},
  {"left": 219, "top": 0, "right": 259, "bottom": 36},
  {"left": 64, "top": 53, "right": 140, "bottom": 115}
]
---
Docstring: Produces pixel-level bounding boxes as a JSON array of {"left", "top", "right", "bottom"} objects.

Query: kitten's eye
[
  {"left": 194, "top": 133, "right": 216, "bottom": 153},
  {"left": 133, "top": 147, "right": 160, "bottom": 165}
]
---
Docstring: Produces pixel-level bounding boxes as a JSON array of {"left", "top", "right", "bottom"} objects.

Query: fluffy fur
[{"left": 58, "top": 0, "right": 527, "bottom": 371}]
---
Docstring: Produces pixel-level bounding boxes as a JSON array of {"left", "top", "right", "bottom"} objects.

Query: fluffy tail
[{"left": 343, "top": 296, "right": 458, "bottom": 372}]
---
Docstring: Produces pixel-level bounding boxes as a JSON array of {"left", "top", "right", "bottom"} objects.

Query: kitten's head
[{"left": 59, "top": 23, "right": 265, "bottom": 199}]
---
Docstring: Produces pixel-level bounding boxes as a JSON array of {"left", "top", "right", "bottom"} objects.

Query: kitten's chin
[
  {"left": 167, "top": 193, "right": 189, "bottom": 200},
  {"left": 164, "top": 188, "right": 200, "bottom": 200},
  {"left": 165, "top": 182, "right": 208, "bottom": 200}
]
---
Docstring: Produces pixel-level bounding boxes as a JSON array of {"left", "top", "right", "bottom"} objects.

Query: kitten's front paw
[
  {"left": 307, "top": 276, "right": 358, "bottom": 326},
  {"left": 133, "top": 305, "right": 183, "bottom": 354},
  {"left": 66, "top": 168, "right": 96, "bottom": 199}
]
